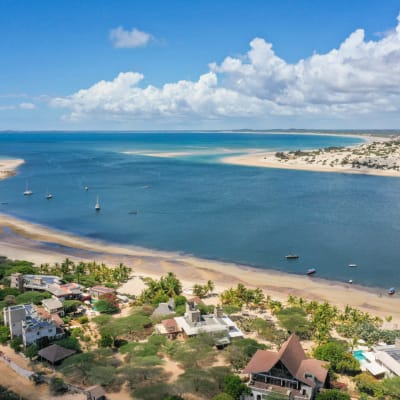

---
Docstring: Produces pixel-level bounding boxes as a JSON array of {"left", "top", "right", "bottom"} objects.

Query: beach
[
  {"left": 0, "top": 159, "right": 24, "bottom": 180},
  {"left": 1, "top": 212, "right": 399, "bottom": 325},
  {"left": 221, "top": 135, "right": 400, "bottom": 177}
]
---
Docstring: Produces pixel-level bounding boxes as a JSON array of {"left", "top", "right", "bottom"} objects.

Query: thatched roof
[{"left": 38, "top": 344, "right": 76, "bottom": 364}]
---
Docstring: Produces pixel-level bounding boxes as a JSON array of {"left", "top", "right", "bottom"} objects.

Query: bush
[
  {"left": 316, "top": 390, "right": 350, "bottom": 400},
  {"left": 49, "top": 377, "right": 68, "bottom": 396}
]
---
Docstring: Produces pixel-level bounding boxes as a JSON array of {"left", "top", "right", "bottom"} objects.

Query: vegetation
[
  {"left": 276, "top": 307, "right": 311, "bottom": 339},
  {"left": 223, "top": 374, "right": 250, "bottom": 400},
  {"left": 49, "top": 377, "right": 68, "bottom": 396},
  {"left": 95, "top": 293, "right": 120, "bottom": 314},
  {"left": 220, "top": 284, "right": 264, "bottom": 308},
  {"left": 193, "top": 280, "right": 215, "bottom": 298},
  {"left": 139, "top": 272, "right": 182, "bottom": 305},
  {"left": 38, "top": 258, "right": 131, "bottom": 286},
  {"left": 314, "top": 340, "right": 360, "bottom": 376},
  {"left": 316, "top": 390, "right": 350, "bottom": 400}
]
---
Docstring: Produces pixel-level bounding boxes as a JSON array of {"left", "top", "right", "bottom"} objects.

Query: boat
[
  {"left": 286, "top": 254, "right": 299, "bottom": 260},
  {"left": 306, "top": 268, "right": 316, "bottom": 276},
  {"left": 95, "top": 196, "right": 101, "bottom": 211},
  {"left": 85, "top": 186, "right": 89, "bottom": 191},
  {"left": 348, "top": 279, "right": 353, "bottom": 284},
  {"left": 348, "top": 263, "right": 357, "bottom": 268},
  {"left": 46, "top": 189, "right": 53, "bottom": 199},
  {"left": 23, "top": 181, "right": 33, "bottom": 196},
  {"left": 388, "top": 287, "right": 395, "bottom": 295},
  {"left": 128, "top": 210, "right": 138, "bottom": 215}
]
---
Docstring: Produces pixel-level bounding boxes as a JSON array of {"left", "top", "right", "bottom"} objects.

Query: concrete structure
[
  {"left": 242, "top": 334, "right": 328, "bottom": 400},
  {"left": 3, "top": 304, "right": 59, "bottom": 346},
  {"left": 42, "top": 297, "right": 64, "bottom": 316},
  {"left": 373, "top": 339, "right": 400, "bottom": 377},
  {"left": 90, "top": 286, "right": 115, "bottom": 300},
  {"left": 174, "top": 302, "right": 243, "bottom": 339},
  {"left": 3, "top": 304, "right": 28, "bottom": 338},
  {"left": 10, "top": 273, "right": 82, "bottom": 300}
]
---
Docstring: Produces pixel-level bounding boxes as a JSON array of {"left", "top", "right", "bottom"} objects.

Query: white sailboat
[
  {"left": 95, "top": 196, "right": 101, "bottom": 211},
  {"left": 46, "top": 189, "right": 53, "bottom": 200},
  {"left": 23, "top": 181, "right": 33, "bottom": 196}
]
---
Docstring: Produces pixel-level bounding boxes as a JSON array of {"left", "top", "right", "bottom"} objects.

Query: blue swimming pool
[{"left": 353, "top": 350, "right": 366, "bottom": 362}]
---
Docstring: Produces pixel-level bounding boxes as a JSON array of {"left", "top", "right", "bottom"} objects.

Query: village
[{"left": 0, "top": 256, "right": 399, "bottom": 400}]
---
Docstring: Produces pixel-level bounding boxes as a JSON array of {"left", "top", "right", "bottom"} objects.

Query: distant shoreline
[{"left": 0, "top": 212, "right": 399, "bottom": 325}]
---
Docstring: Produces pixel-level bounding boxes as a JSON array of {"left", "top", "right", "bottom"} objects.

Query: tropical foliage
[
  {"left": 139, "top": 273, "right": 182, "bottom": 305},
  {"left": 220, "top": 284, "right": 264, "bottom": 308}
]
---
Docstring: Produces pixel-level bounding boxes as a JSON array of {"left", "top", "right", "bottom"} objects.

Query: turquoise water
[
  {"left": 0, "top": 131, "right": 399, "bottom": 289},
  {"left": 353, "top": 350, "right": 366, "bottom": 362}
]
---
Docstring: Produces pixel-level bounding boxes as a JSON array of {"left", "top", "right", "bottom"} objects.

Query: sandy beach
[
  {"left": 0, "top": 213, "right": 399, "bottom": 325},
  {"left": 221, "top": 135, "right": 400, "bottom": 177},
  {"left": 0, "top": 159, "right": 24, "bottom": 180}
]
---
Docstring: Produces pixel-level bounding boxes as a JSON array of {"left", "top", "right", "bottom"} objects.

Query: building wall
[
  {"left": 3, "top": 306, "right": 27, "bottom": 338},
  {"left": 22, "top": 324, "right": 57, "bottom": 346}
]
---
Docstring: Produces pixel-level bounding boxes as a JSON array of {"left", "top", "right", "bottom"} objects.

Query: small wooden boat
[
  {"left": 348, "top": 279, "right": 353, "bottom": 284},
  {"left": 348, "top": 263, "right": 357, "bottom": 268},
  {"left": 388, "top": 287, "right": 395, "bottom": 295},
  {"left": 306, "top": 268, "right": 316, "bottom": 276},
  {"left": 128, "top": 210, "right": 138, "bottom": 215},
  {"left": 286, "top": 254, "right": 299, "bottom": 260}
]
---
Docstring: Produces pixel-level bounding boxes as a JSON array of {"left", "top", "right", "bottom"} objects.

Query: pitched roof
[
  {"left": 243, "top": 334, "right": 328, "bottom": 387},
  {"left": 38, "top": 344, "right": 76, "bottom": 363},
  {"left": 86, "top": 385, "right": 106, "bottom": 398}
]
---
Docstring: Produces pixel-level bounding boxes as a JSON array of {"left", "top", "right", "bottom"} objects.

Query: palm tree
[{"left": 206, "top": 280, "right": 215, "bottom": 295}]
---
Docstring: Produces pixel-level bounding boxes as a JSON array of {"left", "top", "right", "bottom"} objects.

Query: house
[
  {"left": 242, "top": 334, "right": 328, "bottom": 400},
  {"left": 372, "top": 339, "right": 400, "bottom": 377},
  {"left": 42, "top": 298, "right": 64, "bottom": 316},
  {"left": 10, "top": 273, "right": 83, "bottom": 300},
  {"left": 155, "top": 318, "right": 182, "bottom": 339},
  {"left": 90, "top": 286, "right": 115, "bottom": 300},
  {"left": 174, "top": 301, "right": 243, "bottom": 339},
  {"left": 3, "top": 304, "right": 60, "bottom": 347},
  {"left": 86, "top": 385, "right": 106, "bottom": 400},
  {"left": 152, "top": 298, "right": 175, "bottom": 318}
]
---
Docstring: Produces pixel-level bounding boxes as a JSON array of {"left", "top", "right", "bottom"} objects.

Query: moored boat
[
  {"left": 348, "top": 263, "right": 357, "bottom": 268},
  {"left": 286, "top": 254, "right": 299, "bottom": 260},
  {"left": 23, "top": 181, "right": 33, "bottom": 196},
  {"left": 95, "top": 196, "right": 101, "bottom": 211},
  {"left": 388, "top": 287, "right": 395, "bottom": 295},
  {"left": 306, "top": 268, "right": 316, "bottom": 276}
]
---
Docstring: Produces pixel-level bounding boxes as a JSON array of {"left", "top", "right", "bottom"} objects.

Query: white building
[
  {"left": 3, "top": 304, "right": 58, "bottom": 346},
  {"left": 174, "top": 302, "right": 243, "bottom": 339}
]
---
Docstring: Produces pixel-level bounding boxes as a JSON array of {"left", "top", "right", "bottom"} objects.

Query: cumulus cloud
[
  {"left": 54, "top": 14, "right": 400, "bottom": 123},
  {"left": 19, "top": 102, "right": 35, "bottom": 109},
  {"left": 110, "top": 26, "right": 152, "bottom": 48}
]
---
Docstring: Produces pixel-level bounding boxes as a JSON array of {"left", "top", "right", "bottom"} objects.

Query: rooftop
[{"left": 38, "top": 344, "right": 76, "bottom": 364}]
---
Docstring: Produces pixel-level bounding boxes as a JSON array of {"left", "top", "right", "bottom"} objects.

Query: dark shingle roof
[{"left": 38, "top": 344, "right": 76, "bottom": 364}]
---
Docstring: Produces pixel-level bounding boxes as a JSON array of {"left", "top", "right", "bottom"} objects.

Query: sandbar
[{"left": 0, "top": 159, "right": 24, "bottom": 180}]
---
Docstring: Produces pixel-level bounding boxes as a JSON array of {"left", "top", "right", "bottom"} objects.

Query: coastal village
[{"left": 0, "top": 255, "right": 399, "bottom": 400}]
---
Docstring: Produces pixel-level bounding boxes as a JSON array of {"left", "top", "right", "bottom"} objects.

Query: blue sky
[{"left": 1, "top": 0, "right": 400, "bottom": 130}]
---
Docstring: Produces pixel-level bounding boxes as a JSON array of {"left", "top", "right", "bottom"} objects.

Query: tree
[
  {"left": 223, "top": 375, "right": 250, "bottom": 400},
  {"left": 24, "top": 344, "right": 39, "bottom": 359},
  {"left": 0, "top": 325, "right": 9, "bottom": 344},
  {"left": 226, "top": 338, "right": 266, "bottom": 371},
  {"left": 212, "top": 394, "right": 234, "bottom": 400},
  {"left": 49, "top": 377, "right": 68, "bottom": 396},
  {"left": 10, "top": 337, "right": 22, "bottom": 352},
  {"left": 16, "top": 291, "right": 51, "bottom": 305},
  {"left": 382, "top": 376, "right": 400, "bottom": 398},
  {"left": 314, "top": 341, "right": 360, "bottom": 375},
  {"left": 316, "top": 390, "right": 350, "bottom": 400},
  {"left": 96, "top": 293, "right": 119, "bottom": 314},
  {"left": 276, "top": 307, "right": 311, "bottom": 339},
  {"left": 63, "top": 300, "right": 81, "bottom": 314}
]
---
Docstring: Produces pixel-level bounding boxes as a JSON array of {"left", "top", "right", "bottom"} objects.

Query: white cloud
[
  {"left": 54, "top": 14, "right": 400, "bottom": 125},
  {"left": 19, "top": 102, "right": 35, "bottom": 110},
  {"left": 110, "top": 26, "right": 152, "bottom": 48}
]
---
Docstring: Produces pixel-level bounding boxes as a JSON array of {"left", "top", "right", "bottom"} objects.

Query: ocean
[{"left": 0, "top": 131, "right": 399, "bottom": 289}]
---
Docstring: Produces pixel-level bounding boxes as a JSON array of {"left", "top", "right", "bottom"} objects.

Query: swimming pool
[{"left": 353, "top": 350, "right": 366, "bottom": 362}]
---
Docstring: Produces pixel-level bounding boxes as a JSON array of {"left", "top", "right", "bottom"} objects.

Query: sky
[{"left": 1, "top": 0, "right": 400, "bottom": 130}]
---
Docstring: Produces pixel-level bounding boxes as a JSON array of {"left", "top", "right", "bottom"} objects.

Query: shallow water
[{"left": 1, "top": 132, "right": 398, "bottom": 289}]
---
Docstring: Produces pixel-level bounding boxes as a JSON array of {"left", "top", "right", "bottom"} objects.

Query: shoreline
[
  {"left": 0, "top": 212, "right": 399, "bottom": 324},
  {"left": 221, "top": 135, "right": 400, "bottom": 177},
  {"left": 0, "top": 159, "right": 24, "bottom": 180}
]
